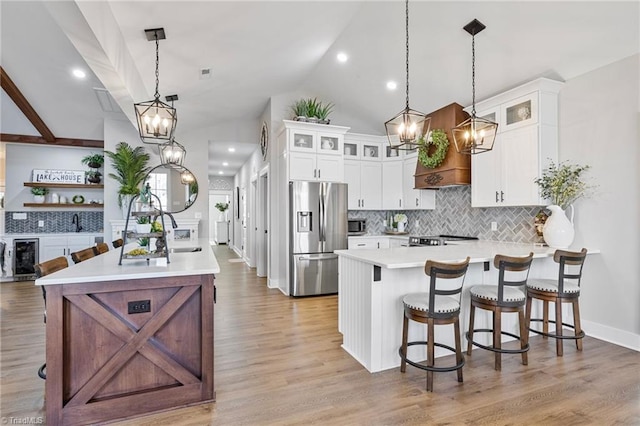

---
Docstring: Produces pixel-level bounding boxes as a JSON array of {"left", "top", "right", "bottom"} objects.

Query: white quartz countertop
[
  {"left": 335, "top": 240, "right": 599, "bottom": 269},
  {"left": 36, "top": 238, "right": 219, "bottom": 285},
  {"left": 1, "top": 232, "right": 103, "bottom": 238}
]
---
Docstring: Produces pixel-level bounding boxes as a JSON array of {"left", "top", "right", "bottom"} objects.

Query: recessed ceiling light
[
  {"left": 337, "top": 52, "right": 348, "bottom": 63},
  {"left": 228, "top": 147, "right": 235, "bottom": 152},
  {"left": 386, "top": 81, "right": 397, "bottom": 90},
  {"left": 72, "top": 69, "right": 86, "bottom": 79},
  {"left": 222, "top": 162, "right": 228, "bottom": 166},
  {"left": 218, "top": 171, "right": 223, "bottom": 175}
]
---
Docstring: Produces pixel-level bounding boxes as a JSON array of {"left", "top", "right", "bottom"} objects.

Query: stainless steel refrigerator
[{"left": 289, "top": 181, "right": 348, "bottom": 296}]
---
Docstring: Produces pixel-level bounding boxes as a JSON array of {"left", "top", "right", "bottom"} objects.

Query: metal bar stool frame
[
  {"left": 466, "top": 253, "right": 533, "bottom": 371},
  {"left": 399, "top": 257, "right": 470, "bottom": 392},
  {"left": 525, "top": 248, "right": 587, "bottom": 356}
]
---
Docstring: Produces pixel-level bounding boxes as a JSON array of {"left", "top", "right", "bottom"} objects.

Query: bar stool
[
  {"left": 70, "top": 247, "right": 96, "bottom": 264},
  {"left": 399, "top": 257, "right": 470, "bottom": 392},
  {"left": 525, "top": 248, "right": 588, "bottom": 356},
  {"left": 34, "top": 256, "right": 69, "bottom": 379},
  {"left": 466, "top": 253, "right": 533, "bottom": 371},
  {"left": 94, "top": 242, "right": 109, "bottom": 255}
]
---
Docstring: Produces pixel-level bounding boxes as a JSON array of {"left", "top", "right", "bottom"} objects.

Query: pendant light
[
  {"left": 180, "top": 169, "right": 195, "bottom": 185},
  {"left": 134, "top": 28, "right": 177, "bottom": 144},
  {"left": 384, "top": 0, "right": 430, "bottom": 151},
  {"left": 452, "top": 19, "right": 498, "bottom": 155},
  {"left": 159, "top": 138, "right": 186, "bottom": 167}
]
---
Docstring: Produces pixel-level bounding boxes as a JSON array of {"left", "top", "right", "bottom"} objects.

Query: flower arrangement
[
  {"left": 534, "top": 160, "right": 593, "bottom": 210},
  {"left": 394, "top": 213, "right": 407, "bottom": 225},
  {"left": 215, "top": 202, "right": 229, "bottom": 212}
]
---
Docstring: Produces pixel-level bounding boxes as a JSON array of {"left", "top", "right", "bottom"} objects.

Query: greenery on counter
[
  {"left": 534, "top": 160, "right": 594, "bottom": 209},
  {"left": 215, "top": 202, "right": 229, "bottom": 212}
]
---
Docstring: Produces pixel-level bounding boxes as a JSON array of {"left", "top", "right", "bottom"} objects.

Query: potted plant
[
  {"left": 136, "top": 216, "right": 152, "bottom": 234},
  {"left": 534, "top": 160, "right": 593, "bottom": 248},
  {"left": 85, "top": 170, "right": 102, "bottom": 184},
  {"left": 30, "top": 187, "right": 49, "bottom": 203},
  {"left": 105, "top": 142, "right": 151, "bottom": 216},
  {"left": 291, "top": 99, "right": 309, "bottom": 121},
  {"left": 290, "top": 97, "right": 334, "bottom": 124},
  {"left": 215, "top": 202, "right": 229, "bottom": 220},
  {"left": 81, "top": 153, "right": 104, "bottom": 169}
]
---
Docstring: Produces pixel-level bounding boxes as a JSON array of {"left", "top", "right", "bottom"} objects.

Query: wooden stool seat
[
  {"left": 399, "top": 257, "right": 470, "bottom": 392},
  {"left": 34, "top": 256, "right": 69, "bottom": 380},
  {"left": 466, "top": 253, "right": 533, "bottom": 371},
  {"left": 94, "top": 242, "right": 109, "bottom": 255},
  {"left": 525, "top": 248, "right": 587, "bottom": 356},
  {"left": 71, "top": 247, "right": 96, "bottom": 264},
  {"left": 112, "top": 238, "right": 124, "bottom": 249}
]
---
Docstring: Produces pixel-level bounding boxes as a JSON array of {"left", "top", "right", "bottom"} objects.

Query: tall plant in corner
[{"left": 105, "top": 142, "right": 151, "bottom": 208}]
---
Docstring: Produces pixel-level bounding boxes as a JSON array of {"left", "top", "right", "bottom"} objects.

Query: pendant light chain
[
  {"left": 154, "top": 32, "right": 160, "bottom": 101},
  {"left": 405, "top": 0, "right": 410, "bottom": 109},
  {"left": 471, "top": 32, "right": 476, "bottom": 116}
]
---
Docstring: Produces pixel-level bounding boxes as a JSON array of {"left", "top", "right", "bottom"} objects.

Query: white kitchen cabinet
[
  {"left": 284, "top": 120, "right": 348, "bottom": 182},
  {"left": 388, "top": 236, "right": 409, "bottom": 248},
  {"left": 344, "top": 160, "right": 382, "bottom": 210},
  {"left": 1, "top": 237, "right": 13, "bottom": 278},
  {"left": 402, "top": 157, "right": 435, "bottom": 210},
  {"left": 39, "top": 234, "right": 98, "bottom": 263},
  {"left": 348, "top": 236, "right": 389, "bottom": 249},
  {"left": 289, "top": 152, "right": 343, "bottom": 182},
  {"left": 471, "top": 78, "right": 563, "bottom": 207},
  {"left": 343, "top": 133, "right": 384, "bottom": 161},
  {"left": 382, "top": 160, "right": 403, "bottom": 210}
]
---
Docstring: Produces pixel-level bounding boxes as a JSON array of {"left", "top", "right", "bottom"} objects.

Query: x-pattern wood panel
[{"left": 64, "top": 286, "right": 200, "bottom": 407}]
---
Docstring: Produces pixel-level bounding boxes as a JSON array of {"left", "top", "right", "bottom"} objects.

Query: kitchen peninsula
[
  {"left": 335, "top": 241, "right": 599, "bottom": 373},
  {"left": 36, "top": 239, "right": 219, "bottom": 426}
]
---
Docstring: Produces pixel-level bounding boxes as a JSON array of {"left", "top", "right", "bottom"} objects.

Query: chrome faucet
[{"left": 72, "top": 213, "right": 83, "bottom": 232}]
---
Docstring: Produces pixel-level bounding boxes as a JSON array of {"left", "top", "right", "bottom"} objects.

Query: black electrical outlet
[{"left": 128, "top": 300, "right": 151, "bottom": 314}]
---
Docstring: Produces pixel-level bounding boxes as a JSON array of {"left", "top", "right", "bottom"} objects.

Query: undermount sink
[{"left": 170, "top": 246, "right": 202, "bottom": 253}]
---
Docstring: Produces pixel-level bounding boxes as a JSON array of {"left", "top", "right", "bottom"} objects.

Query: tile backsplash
[
  {"left": 4, "top": 211, "right": 104, "bottom": 234},
  {"left": 349, "top": 186, "right": 541, "bottom": 244}
]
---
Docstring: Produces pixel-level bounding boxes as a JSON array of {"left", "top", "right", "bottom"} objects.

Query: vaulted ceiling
[{"left": 2, "top": 1, "right": 638, "bottom": 178}]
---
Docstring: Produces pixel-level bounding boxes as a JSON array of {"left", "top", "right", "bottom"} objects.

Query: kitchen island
[
  {"left": 36, "top": 239, "right": 219, "bottom": 426},
  {"left": 335, "top": 241, "right": 598, "bottom": 373}
]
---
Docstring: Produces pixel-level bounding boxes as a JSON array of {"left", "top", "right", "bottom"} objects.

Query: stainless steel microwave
[{"left": 348, "top": 218, "right": 366, "bottom": 235}]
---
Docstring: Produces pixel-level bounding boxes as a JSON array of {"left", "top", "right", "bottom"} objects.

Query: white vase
[
  {"left": 542, "top": 205, "right": 575, "bottom": 249},
  {"left": 121, "top": 194, "right": 134, "bottom": 220},
  {"left": 33, "top": 195, "right": 45, "bottom": 204},
  {"left": 397, "top": 222, "right": 405, "bottom": 233}
]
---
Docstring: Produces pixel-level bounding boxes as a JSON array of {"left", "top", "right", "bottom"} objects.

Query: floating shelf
[
  {"left": 23, "top": 203, "right": 104, "bottom": 208},
  {"left": 24, "top": 182, "right": 104, "bottom": 189}
]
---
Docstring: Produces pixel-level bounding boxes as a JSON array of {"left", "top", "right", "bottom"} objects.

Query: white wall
[
  {"left": 559, "top": 54, "right": 639, "bottom": 345},
  {"left": 4, "top": 143, "right": 98, "bottom": 210}
]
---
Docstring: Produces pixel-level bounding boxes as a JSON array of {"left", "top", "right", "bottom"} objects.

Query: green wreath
[
  {"left": 72, "top": 195, "right": 85, "bottom": 204},
  {"left": 418, "top": 129, "right": 449, "bottom": 169}
]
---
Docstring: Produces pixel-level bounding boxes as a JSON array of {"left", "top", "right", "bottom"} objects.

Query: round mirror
[{"left": 143, "top": 164, "right": 198, "bottom": 213}]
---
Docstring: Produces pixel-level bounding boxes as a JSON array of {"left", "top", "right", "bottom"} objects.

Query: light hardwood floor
[{"left": 1, "top": 245, "right": 639, "bottom": 425}]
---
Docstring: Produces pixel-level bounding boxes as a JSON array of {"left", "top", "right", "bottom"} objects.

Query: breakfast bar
[
  {"left": 335, "top": 241, "right": 598, "bottom": 373},
  {"left": 36, "top": 239, "right": 219, "bottom": 426}
]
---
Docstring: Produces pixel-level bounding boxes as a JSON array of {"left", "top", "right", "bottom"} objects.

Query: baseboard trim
[{"left": 582, "top": 319, "right": 640, "bottom": 351}]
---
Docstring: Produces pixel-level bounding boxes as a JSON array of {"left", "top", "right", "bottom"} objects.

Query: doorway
[
  {"left": 256, "top": 167, "right": 269, "bottom": 278},
  {"left": 209, "top": 191, "right": 232, "bottom": 245}
]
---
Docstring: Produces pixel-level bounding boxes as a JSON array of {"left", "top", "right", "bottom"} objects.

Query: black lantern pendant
[
  {"left": 452, "top": 19, "right": 498, "bottom": 155},
  {"left": 134, "top": 28, "right": 178, "bottom": 144},
  {"left": 159, "top": 138, "right": 186, "bottom": 167},
  {"left": 384, "top": 0, "right": 430, "bottom": 151}
]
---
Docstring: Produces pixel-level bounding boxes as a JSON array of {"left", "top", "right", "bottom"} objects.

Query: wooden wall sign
[{"left": 32, "top": 169, "right": 85, "bottom": 184}]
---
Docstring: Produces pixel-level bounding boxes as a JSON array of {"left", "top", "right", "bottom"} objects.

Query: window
[{"left": 145, "top": 172, "right": 168, "bottom": 210}]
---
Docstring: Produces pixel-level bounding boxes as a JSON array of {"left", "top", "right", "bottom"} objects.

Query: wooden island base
[{"left": 45, "top": 273, "right": 215, "bottom": 425}]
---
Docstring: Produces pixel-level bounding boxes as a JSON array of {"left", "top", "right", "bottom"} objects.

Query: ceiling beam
[
  {"left": 0, "top": 134, "right": 103, "bottom": 148},
  {"left": 0, "top": 66, "right": 56, "bottom": 142}
]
